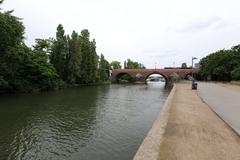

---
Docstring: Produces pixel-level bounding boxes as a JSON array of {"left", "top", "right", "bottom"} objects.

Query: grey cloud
[
  {"left": 150, "top": 53, "right": 177, "bottom": 59},
  {"left": 175, "top": 17, "right": 226, "bottom": 32},
  {"left": 144, "top": 48, "right": 178, "bottom": 54},
  {"left": 143, "top": 48, "right": 178, "bottom": 59}
]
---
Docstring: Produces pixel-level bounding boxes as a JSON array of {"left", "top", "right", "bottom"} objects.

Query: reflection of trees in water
[{"left": 1, "top": 86, "right": 104, "bottom": 160}]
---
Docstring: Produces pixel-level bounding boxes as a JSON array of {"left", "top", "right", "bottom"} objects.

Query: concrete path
[
  {"left": 158, "top": 83, "right": 240, "bottom": 160},
  {"left": 198, "top": 82, "right": 240, "bottom": 135}
]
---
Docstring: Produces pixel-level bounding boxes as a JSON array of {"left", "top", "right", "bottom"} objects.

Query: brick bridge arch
[{"left": 111, "top": 69, "right": 196, "bottom": 83}]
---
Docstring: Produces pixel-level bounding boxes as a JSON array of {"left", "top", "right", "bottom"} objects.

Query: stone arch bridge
[{"left": 111, "top": 68, "right": 198, "bottom": 83}]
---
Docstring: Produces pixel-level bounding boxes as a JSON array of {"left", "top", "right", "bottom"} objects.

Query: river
[{"left": 0, "top": 83, "right": 170, "bottom": 160}]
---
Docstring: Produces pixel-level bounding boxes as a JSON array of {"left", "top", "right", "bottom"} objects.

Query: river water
[{"left": 0, "top": 83, "right": 170, "bottom": 160}]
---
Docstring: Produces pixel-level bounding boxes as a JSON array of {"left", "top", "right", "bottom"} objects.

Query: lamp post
[
  {"left": 192, "top": 57, "right": 197, "bottom": 80},
  {"left": 191, "top": 57, "right": 198, "bottom": 89}
]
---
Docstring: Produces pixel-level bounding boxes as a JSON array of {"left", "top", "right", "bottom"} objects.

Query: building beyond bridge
[{"left": 111, "top": 68, "right": 198, "bottom": 83}]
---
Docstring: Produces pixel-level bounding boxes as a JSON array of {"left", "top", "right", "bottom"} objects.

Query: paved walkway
[
  {"left": 198, "top": 82, "right": 240, "bottom": 134},
  {"left": 158, "top": 83, "right": 240, "bottom": 160}
]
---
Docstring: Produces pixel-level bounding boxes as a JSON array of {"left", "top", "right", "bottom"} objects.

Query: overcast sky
[{"left": 3, "top": 0, "right": 240, "bottom": 68}]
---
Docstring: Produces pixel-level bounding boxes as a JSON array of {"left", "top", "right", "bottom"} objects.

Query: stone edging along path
[
  {"left": 133, "top": 84, "right": 176, "bottom": 160},
  {"left": 134, "top": 83, "right": 240, "bottom": 160}
]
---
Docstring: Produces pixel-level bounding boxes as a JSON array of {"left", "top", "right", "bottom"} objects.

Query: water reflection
[
  {"left": 0, "top": 84, "right": 169, "bottom": 160},
  {"left": 147, "top": 81, "right": 166, "bottom": 88}
]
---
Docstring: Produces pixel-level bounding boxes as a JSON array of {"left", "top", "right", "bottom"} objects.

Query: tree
[
  {"left": 231, "top": 67, "right": 240, "bottom": 80},
  {"left": 181, "top": 63, "right": 187, "bottom": 69},
  {"left": 111, "top": 61, "right": 121, "bottom": 69},
  {"left": 0, "top": 1, "right": 28, "bottom": 91},
  {"left": 0, "top": 44, "right": 32, "bottom": 92},
  {"left": 50, "top": 24, "right": 68, "bottom": 80},
  {"left": 124, "top": 59, "right": 145, "bottom": 69},
  {"left": 99, "top": 54, "right": 110, "bottom": 82},
  {"left": 79, "top": 29, "right": 98, "bottom": 84},
  {"left": 0, "top": 7, "right": 24, "bottom": 54},
  {"left": 124, "top": 61, "right": 127, "bottom": 69},
  {"left": 199, "top": 47, "right": 240, "bottom": 81},
  {"left": 66, "top": 31, "right": 81, "bottom": 84},
  {"left": 33, "top": 38, "right": 52, "bottom": 53},
  {"left": 0, "top": 2, "right": 64, "bottom": 92},
  {"left": 24, "top": 39, "right": 63, "bottom": 91},
  {"left": 89, "top": 39, "right": 98, "bottom": 82},
  {"left": 79, "top": 29, "right": 90, "bottom": 83},
  {"left": 0, "top": 1, "right": 109, "bottom": 92}
]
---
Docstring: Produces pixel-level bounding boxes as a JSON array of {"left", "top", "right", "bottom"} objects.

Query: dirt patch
[{"left": 217, "top": 83, "right": 240, "bottom": 91}]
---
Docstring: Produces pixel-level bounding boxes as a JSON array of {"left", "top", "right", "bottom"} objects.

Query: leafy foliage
[
  {"left": 0, "top": 1, "right": 148, "bottom": 93},
  {"left": 66, "top": 31, "right": 81, "bottom": 84},
  {"left": 50, "top": 24, "right": 68, "bottom": 80},
  {"left": 111, "top": 61, "right": 121, "bottom": 69},
  {"left": 199, "top": 45, "right": 240, "bottom": 81},
  {"left": 0, "top": 2, "right": 109, "bottom": 93},
  {"left": 231, "top": 67, "right": 240, "bottom": 80},
  {"left": 124, "top": 59, "right": 145, "bottom": 69},
  {"left": 99, "top": 54, "right": 110, "bottom": 82},
  {"left": 79, "top": 30, "right": 98, "bottom": 84}
]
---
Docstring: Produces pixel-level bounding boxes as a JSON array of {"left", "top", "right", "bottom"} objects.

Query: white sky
[{"left": 3, "top": 0, "right": 240, "bottom": 68}]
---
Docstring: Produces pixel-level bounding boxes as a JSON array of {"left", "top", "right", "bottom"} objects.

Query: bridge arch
[
  {"left": 115, "top": 72, "right": 134, "bottom": 83},
  {"left": 145, "top": 72, "right": 168, "bottom": 85}
]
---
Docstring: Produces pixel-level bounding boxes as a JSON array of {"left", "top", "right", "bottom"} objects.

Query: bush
[{"left": 231, "top": 67, "right": 240, "bottom": 80}]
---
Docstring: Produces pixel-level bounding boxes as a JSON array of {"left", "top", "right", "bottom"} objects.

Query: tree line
[
  {"left": 111, "top": 59, "right": 145, "bottom": 69},
  {"left": 0, "top": 1, "right": 110, "bottom": 92},
  {"left": 123, "top": 59, "right": 145, "bottom": 69},
  {"left": 199, "top": 44, "right": 240, "bottom": 81},
  {"left": 0, "top": 1, "right": 145, "bottom": 93}
]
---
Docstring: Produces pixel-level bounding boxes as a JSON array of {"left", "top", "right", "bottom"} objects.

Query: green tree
[
  {"left": 89, "top": 39, "right": 98, "bottom": 82},
  {"left": 0, "top": 1, "right": 110, "bottom": 92},
  {"left": 125, "top": 59, "right": 145, "bottom": 69},
  {"left": 0, "top": 1, "right": 64, "bottom": 92},
  {"left": 0, "top": 1, "right": 28, "bottom": 91},
  {"left": 99, "top": 54, "right": 110, "bottom": 82},
  {"left": 124, "top": 61, "right": 127, "bottom": 69},
  {"left": 50, "top": 24, "right": 68, "bottom": 80},
  {"left": 0, "top": 5, "right": 24, "bottom": 54},
  {"left": 24, "top": 39, "right": 63, "bottom": 91},
  {"left": 33, "top": 38, "right": 52, "bottom": 53},
  {"left": 1, "top": 44, "right": 32, "bottom": 92},
  {"left": 79, "top": 29, "right": 97, "bottom": 84},
  {"left": 199, "top": 47, "right": 240, "bottom": 81},
  {"left": 111, "top": 61, "right": 121, "bottom": 69},
  {"left": 231, "top": 67, "right": 240, "bottom": 80},
  {"left": 66, "top": 31, "right": 81, "bottom": 84}
]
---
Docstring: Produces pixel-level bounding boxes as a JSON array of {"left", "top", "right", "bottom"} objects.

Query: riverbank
[
  {"left": 134, "top": 82, "right": 240, "bottom": 160},
  {"left": 0, "top": 81, "right": 111, "bottom": 94}
]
